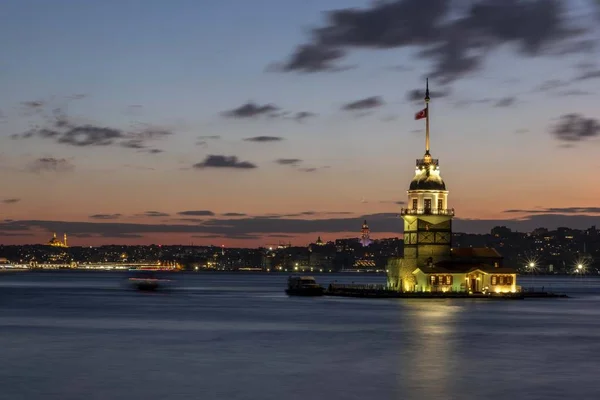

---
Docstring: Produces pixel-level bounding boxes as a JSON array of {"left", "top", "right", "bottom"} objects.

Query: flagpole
[{"left": 425, "top": 78, "right": 430, "bottom": 154}]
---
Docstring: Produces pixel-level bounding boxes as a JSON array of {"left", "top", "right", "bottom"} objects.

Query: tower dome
[{"left": 409, "top": 161, "right": 446, "bottom": 190}]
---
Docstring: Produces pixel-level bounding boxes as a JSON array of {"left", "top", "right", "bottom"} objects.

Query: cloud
[
  {"left": 177, "top": 210, "right": 216, "bottom": 217},
  {"left": 2, "top": 198, "right": 21, "bottom": 204},
  {"left": 56, "top": 126, "right": 123, "bottom": 146},
  {"left": 275, "top": 44, "right": 347, "bottom": 73},
  {"left": 534, "top": 79, "right": 569, "bottom": 92},
  {"left": 222, "top": 102, "right": 279, "bottom": 118},
  {"left": 574, "top": 69, "right": 600, "bottom": 81},
  {"left": 147, "top": 149, "right": 164, "bottom": 154},
  {"left": 298, "top": 168, "right": 317, "bottom": 173},
  {"left": 243, "top": 136, "right": 284, "bottom": 142},
  {"left": 503, "top": 207, "right": 600, "bottom": 214},
  {"left": 494, "top": 97, "right": 516, "bottom": 107},
  {"left": 193, "top": 155, "right": 257, "bottom": 169},
  {"left": 0, "top": 232, "right": 34, "bottom": 237},
  {"left": 142, "top": 211, "right": 170, "bottom": 217},
  {"left": 28, "top": 157, "right": 75, "bottom": 173},
  {"left": 278, "top": 0, "right": 584, "bottom": 83},
  {"left": 294, "top": 111, "right": 317, "bottom": 122},
  {"left": 275, "top": 158, "right": 302, "bottom": 166},
  {"left": 12, "top": 122, "right": 173, "bottom": 150},
  {"left": 341, "top": 96, "right": 384, "bottom": 111},
  {"left": 222, "top": 212, "right": 247, "bottom": 217},
  {"left": 406, "top": 89, "right": 450, "bottom": 102},
  {"left": 550, "top": 114, "right": 600, "bottom": 142},
  {"left": 198, "top": 135, "right": 221, "bottom": 140},
  {"left": 4, "top": 212, "right": 599, "bottom": 238},
  {"left": 89, "top": 214, "right": 122, "bottom": 220}
]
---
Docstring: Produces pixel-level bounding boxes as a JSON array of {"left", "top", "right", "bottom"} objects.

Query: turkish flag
[{"left": 415, "top": 108, "right": 427, "bottom": 120}]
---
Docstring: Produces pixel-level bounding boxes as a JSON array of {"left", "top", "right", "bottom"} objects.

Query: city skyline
[{"left": 2, "top": 0, "right": 600, "bottom": 246}]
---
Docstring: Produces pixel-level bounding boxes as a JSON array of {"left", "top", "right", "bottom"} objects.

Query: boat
[
  {"left": 285, "top": 275, "right": 325, "bottom": 296},
  {"left": 127, "top": 270, "right": 172, "bottom": 291}
]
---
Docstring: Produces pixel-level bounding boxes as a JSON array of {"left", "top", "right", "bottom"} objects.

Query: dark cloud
[
  {"left": 276, "top": 44, "right": 346, "bottom": 73},
  {"left": 222, "top": 213, "right": 247, "bottom": 217},
  {"left": 243, "top": 136, "right": 284, "bottom": 142},
  {"left": 4, "top": 212, "right": 599, "bottom": 238},
  {"left": 406, "top": 89, "right": 450, "bottom": 102},
  {"left": 2, "top": 198, "right": 21, "bottom": 204},
  {"left": 193, "top": 155, "right": 257, "bottom": 169},
  {"left": 89, "top": 214, "right": 122, "bottom": 220},
  {"left": 294, "top": 111, "right": 317, "bottom": 122},
  {"left": 13, "top": 123, "right": 173, "bottom": 149},
  {"left": 22, "top": 100, "right": 45, "bottom": 109},
  {"left": 550, "top": 114, "right": 600, "bottom": 142},
  {"left": 275, "top": 158, "right": 302, "bottom": 166},
  {"left": 58, "top": 125, "right": 123, "bottom": 146},
  {"left": 278, "top": 0, "right": 584, "bottom": 82},
  {"left": 298, "top": 167, "right": 317, "bottom": 173},
  {"left": 503, "top": 207, "right": 600, "bottom": 214},
  {"left": 341, "top": 96, "right": 384, "bottom": 111},
  {"left": 222, "top": 102, "right": 279, "bottom": 118},
  {"left": 574, "top": 69, "right": 600, "bottom": 81},
  {"left": 177, "top": 210, "right": 216, "bottom": 217},
  {"left": 0, "top": 232, "right": 34, "bottom": 237},
  {"left": 493, "top": 97, "right": 516, "bottom": 107},
  {"left": 533, "top": 79, "right": 569, "bottom": 92},
  {"left": 142, "top": 211, "right": 170, "bottom": 217},
  {"left": 28, "top": 157, "right": 75, "bottom": 173},
  {"left": 551, "top": 39, "right": 596, "bottom": 55},
  {"left": 147, "top": 149, "right": 164, "bottom": 154}
]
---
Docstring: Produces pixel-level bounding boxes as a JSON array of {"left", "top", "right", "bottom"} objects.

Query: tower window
[
  {"left": 412, "top": 199, "right": 417, "bottom": 210},
  {"left": 424, "top": 199, "right": 431, "bottom": 212},
  {"left": 438, "top": 199, "right": 443, "bottom": 210}
]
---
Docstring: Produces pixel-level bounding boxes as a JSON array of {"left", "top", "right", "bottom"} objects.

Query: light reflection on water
[{"left": 0, "top": 272, "right": 599, "bottom": 400}]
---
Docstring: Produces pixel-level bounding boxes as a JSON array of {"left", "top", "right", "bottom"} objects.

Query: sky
[{"left": 1, "top": 0, "right": 600, "bottom": 247}]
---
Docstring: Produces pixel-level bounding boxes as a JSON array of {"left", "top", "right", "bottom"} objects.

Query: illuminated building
[
  {"left": 387, "top": 80, "right": 517, "bottom": 293},
  {"left": 360, "top": 220, "right": 372, "bottom": 247},
  {"left": 48, "top": 232, "right": 68, "bottom": 248}
]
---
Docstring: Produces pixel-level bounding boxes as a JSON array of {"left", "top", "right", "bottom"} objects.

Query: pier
[{"left": 324, "top": 283, "right": 568, "bottom": 299}]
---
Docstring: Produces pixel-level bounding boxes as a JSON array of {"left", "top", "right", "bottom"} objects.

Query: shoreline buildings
[{"left": 386, "top": 80, "right": 518, "bottom": 293}]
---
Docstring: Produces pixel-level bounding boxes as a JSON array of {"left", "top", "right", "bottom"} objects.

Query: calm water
[{"left": 1, "top": 272, "right": 600, "bottom": 400}]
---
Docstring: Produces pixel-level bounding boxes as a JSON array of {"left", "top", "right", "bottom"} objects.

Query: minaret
[
  {"left": 64, "top": 233, "right": 68, "bottom": 247},
  {"left": 392, "top": 79, "right": 454, "bottom": 291}
]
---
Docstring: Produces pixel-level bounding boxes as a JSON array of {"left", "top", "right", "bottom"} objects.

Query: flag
[{"left": 415, "top": 108, "right": 427, "bottom": 120}]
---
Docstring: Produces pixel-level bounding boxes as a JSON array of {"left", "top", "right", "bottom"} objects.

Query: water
[{"left": 1, "top": 272, "right": 600, "bottom": 400}]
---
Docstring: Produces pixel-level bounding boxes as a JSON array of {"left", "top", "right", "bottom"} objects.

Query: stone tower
[{"left": 387, "top": 79, "right": 454, "bottom": 291}]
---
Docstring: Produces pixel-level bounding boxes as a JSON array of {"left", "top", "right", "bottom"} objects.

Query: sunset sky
[{"left": 1, "top": 0, "right": 600, "bottom": 247}]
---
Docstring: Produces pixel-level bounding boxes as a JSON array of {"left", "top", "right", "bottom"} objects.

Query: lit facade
[
  {"left": 387, "top": 80, "right": 517, "bottom": 293},
  {"left": 48, "top": 232, "right": 68, "bottom": 248}
]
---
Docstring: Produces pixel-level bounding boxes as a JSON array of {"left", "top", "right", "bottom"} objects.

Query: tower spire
[{"left": 425, "top": 78, "right": 430, "bottom": 155}]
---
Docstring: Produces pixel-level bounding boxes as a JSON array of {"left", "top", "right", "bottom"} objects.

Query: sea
[{"left": 1, "top": 271, "right": 599, "bottom": 400}]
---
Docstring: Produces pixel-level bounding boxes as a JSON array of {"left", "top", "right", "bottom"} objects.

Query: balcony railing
[{"left": 401, "top": 208, "right": 455, "bottom": 216}]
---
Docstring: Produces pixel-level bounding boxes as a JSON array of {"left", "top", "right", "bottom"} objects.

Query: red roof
[{"left": 451, "top": 247, "right": 502, "bottom": 259}]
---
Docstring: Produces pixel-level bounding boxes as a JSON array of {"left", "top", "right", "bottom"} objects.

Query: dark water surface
[{"left": 1, "top": 272, "right": 600, "bottom": 400}]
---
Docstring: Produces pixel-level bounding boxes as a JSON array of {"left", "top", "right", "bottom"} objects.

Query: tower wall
[{"left": 403, "top": 214, "right": 453, "bottom": 266}]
